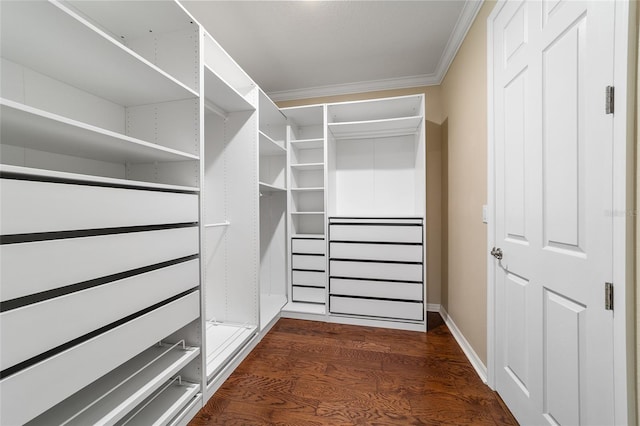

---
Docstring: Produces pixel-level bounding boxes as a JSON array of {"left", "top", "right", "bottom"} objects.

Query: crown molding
[
  {"left": 268, "top": 73, "right": 440, "bottom": 102},
  {"left": 267, "top": 0, "right": 484, "bottom": 103},
  {"left": 433, "top": 0, "right": 484, "bottom": 84}
]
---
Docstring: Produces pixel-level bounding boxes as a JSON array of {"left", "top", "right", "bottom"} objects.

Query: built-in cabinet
[{"left": 0, "top": 1, "right": 426, "bottom": 423}]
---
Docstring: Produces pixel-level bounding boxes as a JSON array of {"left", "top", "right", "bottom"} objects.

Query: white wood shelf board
[
  {"left": 203, "top": 32, "right": 256, "bottom": 100},
  {"left": 259, "top": 90, "right": 287, "bottom": 129},
  {"left": 291, "top": 234, "right": 325, "bottom": 239},
  {"left": 281, "top": 104, "right": 324, "bottom": 127},
  {"left": 0, "top": 164, "right": 200, "bottom": 193},
  {"left": 291, "top": 211, "right": 325, "bottom": 215},
  {"left": 114, "top": 380, "right": 199, "bottom": 426},
  {"left": 290, "top": 138, "right": 324, "bottom": 149},
  {"left": 290, "top": 187, "right": 324, "bottom": 192},
  {"left": 26, "top": 343, "right": 200, "bottom": 426},
  {"left": 1, "top": 100, "right": 199, "bottom": 164},
  {"left": 282, "top": 301, "right": 326, "bottom": 315},
  {"left": 260, "top": 294, "right": 287, "bottom": 329},
  {"left": 206, "top": 322, "right": 256, "bottom": 379},
  {"left": 290, "top": 163, "right": 324, "bottom": 171},
  {"left": 66, "top": 1, "right": 194, "bottom": 42},
  {"left": 1, "top": 1, "right": 197, "bottom": 107},
  {"left": 204, "top": 65, "right": 255, "bottom": 113},
  {"left": 328, "top": 116, "right": 422, "bottom": 140},
  {"left": 328, "top": 95, "right": 423, "bottom": 123},
  {"left": 259, "top": 131, "right": 286, "bottom": 156},
  {"left": 259, "top": 182, "right": 286, "bottom": 193}
]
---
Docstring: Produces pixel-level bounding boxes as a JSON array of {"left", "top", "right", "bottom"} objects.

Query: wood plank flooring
[{"left": 189, "top": 313, "right": 518, "bottom": 425}]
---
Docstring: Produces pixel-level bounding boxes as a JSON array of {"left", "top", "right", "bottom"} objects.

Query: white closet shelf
[
  {"left": 1, "top": 99, "right": 199, "bottom": 164},
  {"left": 259, "top": 182, "right": 286, "bottom": 192},
  {"left": 204, "top": 65, "right": 255, "bottom": 114},
  {"left": 328, "top": 95, "right": 423, "bottom": 123},
  {"left": 282, "top": 301, "right": 327, "bottom": 315},
  {"left": 115, "top": 378, "right": 200, "bottom": 426},
  {"left": 328, "top": 116, "right": 423, "bottom": 139},
  {"left": 0, "top": 165, "right": 200, "bottom": 193},
  {"left": 291, "top": 211, "right": 325, "bottom": 215},
  {"left": 204, "top": 221, "right": 230, "bottom": 228},
  {"left": 26, "top": 343, "right": 200, "bottom": 426},
  {"left": 206, "top": 322, "right": 256, "bottom": 379},
  {"left": 291, "top": 187, "right": 324, "bottom": 192},
  {"left": 1, "top": 1, "right": 197, "bottom": 107},
  {"left": 290, "top": 138, "right": 324, "bottom": 149},
  {"left": 259, "top": 131, "right": 286, "bottom": 156},
  {"left": 280, "top": 104, "right": 324, "bottom": 127},
  {"left": 290, "top": 163, "right": 324, "bottom": 171}
]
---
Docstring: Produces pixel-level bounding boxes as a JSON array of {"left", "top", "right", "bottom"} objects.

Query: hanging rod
[
  {"left": 204, "top": 221, "right": 230, "bottom": 228},
  {"left": 204, "top": 99, "right": 227, "bottom": 119}
]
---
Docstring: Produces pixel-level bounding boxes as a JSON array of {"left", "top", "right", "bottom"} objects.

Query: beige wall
[
  {"left": 278, "top": 86, "right": 445, "bottom": 307},
  {"left": 438, "top": 1, "right": 495, "bottom": 365}
]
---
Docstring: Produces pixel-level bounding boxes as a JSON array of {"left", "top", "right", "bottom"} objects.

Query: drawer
[
  {"left": 329, "top": 224, "right": 422, "bottom": 243},
  {"left": 292, "top": 238, "right": 325, "bottom": 254},
  {"left": 330, "top": 260, "right": 422, "bottom": 282},
  {"left": 330, "top": 242, "right": 422, "bottom": 262},
  {"left": 292, "top": 286, "right": 325, "bottom": 304},
  {"left": 0, "top": 178, "right": 198, "bottom": 235},
  {"left": 330, "top": 278, "right": 423, "bottom": 301},
  {"left": 1, "top": 259, "right": 199, "bottom": 372},
  {"left": 330, "top": 296, "right": 423, "bottom": 321},
  {"left": 1, "top": 226, "right": 198, "bottom": 302},
  {"left": 0, "top": 291, "right": 200, "bottom": 426},
  {"left": 292, "top": 270, "right": 326, "bottom": 287},
  {"left": 292, "top": 254, "right": 325, "bottom": 271}
]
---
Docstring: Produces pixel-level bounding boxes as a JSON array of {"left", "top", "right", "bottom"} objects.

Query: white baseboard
[
  {"left": 438, "top": 306, "right": 488, "bottom": 384},
  {"left": 426, "top": 303, "right": 441, "bottom": 312}
]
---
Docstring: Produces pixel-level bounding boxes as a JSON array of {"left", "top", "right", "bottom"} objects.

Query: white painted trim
[
  {"left": 432, "top": 0, "right": 484, "bottom": 85},
  {"left": 612, "top": 1, "right": 636, "bottom": 424},
  {"left": 268, "top": 0, "right": 484, "bottom": 102},
  {"left": 280, "top": 309, "right": 327, "bottom": 323},
  {"left": 426, "top": 303, "right": 441, "bottom": 312},
  {"left": 268, "top": 74, "right": 439, "bottom": 102},
  {"left": 486, "top": 0, "right": 507, "bottom": 392},
  {"left": 329, "top": 314, "right": 426, "bottom": 332},
  {"left": 440, "top": 306, "right": 488, "bottom": 384}
]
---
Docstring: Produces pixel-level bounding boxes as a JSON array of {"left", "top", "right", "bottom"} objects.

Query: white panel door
[{"left": 491, "top": 1, "right": 617, "bottom": 424}]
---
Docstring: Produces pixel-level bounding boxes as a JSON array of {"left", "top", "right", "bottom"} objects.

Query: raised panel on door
[
  {"left": 1, "top": 226, "right": 198, "bottom": 302},
  {"left": 330, "top": 242, "right": 422, "bottom": 262},
  {"left": 330, "top": 224, "right": 422, "bottom": 243},
  {"left": 0, "top": 291, "right": 200, "bottom": 426},
  {"left": 330, "top": 260, "right": 422, "bottom": 282},
  {"left": 1, "top": 259, "right": 199, "bottom": 372},
  {"left": 330, "top": 296, "right": 423, "bottom": 321},
  {"left": 0, "top": 178, "right": 198, "bottom": 235},
  {"left": 330, "top": 278, "right": 422, "bottom": 301}
]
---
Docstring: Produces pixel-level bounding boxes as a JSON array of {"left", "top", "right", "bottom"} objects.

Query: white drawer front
[
  {"left": 291, "top": 238, "right": 325, "bottom": 254},
  {"left": 0, "top": 291, "right": 200, "bottom": 426},
  {"left": 330, "top": 260, "right": 422, "bottom": 282},
  {"left": 292, "top": 286, "right": 325, "bottom": 304},
  {"left": 1, "top": 259, "right": 199, "bottom": 372},
  {"left": 330, "top": 296, "right": 423, "bottom": 321},
  {"left": 330, "top": 278, "right": 422, "bottom": 301},
  {"left": 292, "top": 254, "right": 325, "bottom": 271},
  {"left": 292, "top": 270, "right": 326, "bottom": 287},
  {"left": 1, "top": 227, "right": 198, "bottom": 302},
  {"left": 330, "top": 224, "right": 422, "bottom": 243},
  {"left": 330, "top": 242, "right": 422, "bottom": 262},
  {"left": 0, "top": 178, "right": 198, "bottom": 235}
]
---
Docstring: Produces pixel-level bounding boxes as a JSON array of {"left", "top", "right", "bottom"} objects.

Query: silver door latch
[{"left": 491, "top": 247, "right": 503, "bottom": 260}]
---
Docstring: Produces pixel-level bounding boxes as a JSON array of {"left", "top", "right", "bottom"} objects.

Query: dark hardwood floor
[{"left": 189, "top": 313, "right": 518, "bottom": 425}]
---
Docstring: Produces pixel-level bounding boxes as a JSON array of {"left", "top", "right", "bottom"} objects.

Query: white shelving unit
[
  {"left": 258, "top": 90, "right": 289, "bottom": 330},
  {"left": 281, "top": 104, "right": 328, "bottom": 315},
  {"left": 0, "top": 1, "right": 203, "bottom": 424},
  {"left": 200, "top": 30, "right": 260, "bottom": 392}
]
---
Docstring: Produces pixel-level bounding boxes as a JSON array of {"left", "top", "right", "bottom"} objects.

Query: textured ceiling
[{"left": 181, "top": 1, "right": 478, "bottom": 100}]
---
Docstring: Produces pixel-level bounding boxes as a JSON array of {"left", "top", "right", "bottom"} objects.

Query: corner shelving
[{"left": 327, "top": 116, "right": 422, "bottom": 139}]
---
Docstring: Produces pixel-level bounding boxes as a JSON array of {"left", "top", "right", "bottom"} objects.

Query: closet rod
[
  {"left": 204, "top": 100, "right": 227, "bottom": 119},
  {"left": 204, "top": 221, "right": 230, "bottom": 228}
]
